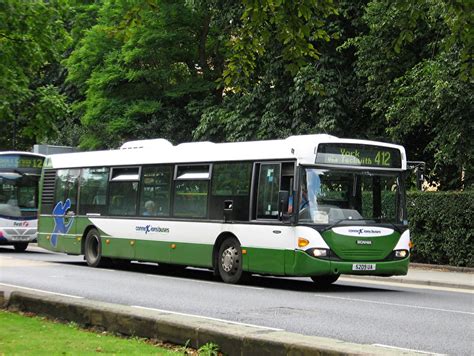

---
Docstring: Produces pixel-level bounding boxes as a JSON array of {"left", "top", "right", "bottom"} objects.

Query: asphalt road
[{"left": 1, "top": 245, "right": 473, "bottom": 355}]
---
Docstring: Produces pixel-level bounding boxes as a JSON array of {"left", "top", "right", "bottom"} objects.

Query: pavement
[
  {"left": 343, "top": 262, "right": 474, "bottom": 290},
  {"left": 1, "top": 261, "right": 473, "bottom": 355}
]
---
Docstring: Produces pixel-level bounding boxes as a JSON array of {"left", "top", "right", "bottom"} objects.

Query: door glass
[{"left": 257, "top": 164, "right": 281, "bottom": 219}]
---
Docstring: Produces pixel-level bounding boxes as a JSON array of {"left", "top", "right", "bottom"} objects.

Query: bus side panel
[
  {"left": 229, "top": 224, "right": 295, "bottom": 275},
  {"left": 169, "top": 242, "right": 213, "bottom": 267},
  {"left": 37, "top": 215, "right": 81, "bottom": 255},
  {"left": 135, "top": 240, "right": 170, "bottom": 263}
]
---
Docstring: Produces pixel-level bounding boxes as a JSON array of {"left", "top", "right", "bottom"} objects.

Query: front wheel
[
  {"left": 217, "top": 238, "right": 243, "bottom": 284},
  {"left": 84, "top": 228, "right": 108, "bottom": 267},
  {"left": 311, "top": 274, "right": 340, "bottom": 286},
  {"left": 13, "top": 242, "right": 28, "bottom": 252}
]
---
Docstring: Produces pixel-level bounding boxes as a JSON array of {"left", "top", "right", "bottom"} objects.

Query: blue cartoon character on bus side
[{"left": 50, "top": 199, "right": 75, "bottom": 247}]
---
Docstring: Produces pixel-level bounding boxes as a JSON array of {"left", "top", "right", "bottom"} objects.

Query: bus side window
[
  {"left": 139, "top": 165, "right": 172, "bottom": 217},
  {"left": 79, "top": 167, "right": 109, "bottom": 215},
  {"left": 108, "top": 167, "right": 140, "bottom": 216},
  {"left": 209, "top": 162, "right": 252, "bottom": 221},
  {"left": 173, "top": 165, "right": 210, "bottom": 219},
  {"left": 54, "top": 169, "right": 80, "bottom": 213}
]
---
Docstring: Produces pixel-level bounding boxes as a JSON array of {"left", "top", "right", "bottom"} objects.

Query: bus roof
[
  {"left": 44, "top": 134, "right": 407, "bottom": 170},
  {"left": 0, "top": 151, "right": 45, "bottom": 158}
]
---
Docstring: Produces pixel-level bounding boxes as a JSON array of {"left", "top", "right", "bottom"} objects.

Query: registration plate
[
  {"left": 352, "top": 263, "right": 376, "bottom": 271},
  {"left": 11, "top": 236, "right": 29, "bottom": 241}
]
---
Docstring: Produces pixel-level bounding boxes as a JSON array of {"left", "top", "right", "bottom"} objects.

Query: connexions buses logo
[
  {"left": 135, "top": 225, "right": 170, "bottom": 234},
  {"left": 348, "top": 228, "right": 382, "bottom": 235}
]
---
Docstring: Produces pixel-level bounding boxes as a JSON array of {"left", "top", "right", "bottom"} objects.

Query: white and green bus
[{"left": 37, "top": 134, "right": 410, "bottom": 285}]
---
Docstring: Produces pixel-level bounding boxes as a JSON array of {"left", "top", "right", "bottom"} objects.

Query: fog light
[
  {"left": 395, "top": 250, "right": 408, "bottom": 258},
  {"left": 313, "top": 248, "right": 328, "bottom": 257}
]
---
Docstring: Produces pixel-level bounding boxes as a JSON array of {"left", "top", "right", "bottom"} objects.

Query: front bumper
[
  {"left": 0, "top": 228, "right": 37, "bottom": 245},
  {"left": 290, "top": 249, "right": 409, "bottom": 277}
]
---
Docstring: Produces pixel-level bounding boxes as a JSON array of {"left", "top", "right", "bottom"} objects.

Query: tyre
[
  {"left": 217, "top": 237, "right": 243, "bottom": 284},
  {"left": 311, "top": 274, "right": 340, "bottom": 286},
  {"left": 84, "top": 228, "right": 108, "bottom": 267},
  {"left": 13, "top": 242, "right": 28, "bottom": 252}
]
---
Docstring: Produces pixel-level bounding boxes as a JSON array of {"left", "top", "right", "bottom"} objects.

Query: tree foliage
[
  {"left": 1, "top": 0, "right": 472, "bottom": 189},
  {"left": 0, "top": 0, "right": 71, "bottom": 150},
  {"left": 350, "top": 0, "right": 473, "bottom": 189}
]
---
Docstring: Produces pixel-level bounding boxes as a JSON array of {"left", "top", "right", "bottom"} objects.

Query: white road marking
[
  {"left": 314, "top": 294, "right": 474, "bottom": 315},
  {"left": 131, "top": 305, "right": 283, "bottom": 331},
  {"left": 339, "top": 276, "right": 474, "bottom": 294},
  {"left": 145, "top": 273, "right": 264, "bottom": 290},
  {"left": 0, "top": 283, "right": 84, "bottom": 299},
  {"left": 373, "top": 343, "right": 446, "bottom": 355}
]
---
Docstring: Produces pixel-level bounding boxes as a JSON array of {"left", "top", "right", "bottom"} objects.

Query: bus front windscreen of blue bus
[{"left": 298, "top": 168, "right": 404, "bottom": 225}]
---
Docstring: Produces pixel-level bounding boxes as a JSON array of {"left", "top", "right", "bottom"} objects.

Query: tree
[
  {"left": 195, "top": 1, "right": 370, "bottom": 143},
  {"left": 350, "top": 0, "right": 473, "bottom": 189},
  {"left": 66, "top": 0, "right": 229, "bottom": 149},
  {"left": 0, "top": 0, "right": 71, "bottom": 150},
  {"left": 223, "top": 0, "right": 338, "bottom": 89}
]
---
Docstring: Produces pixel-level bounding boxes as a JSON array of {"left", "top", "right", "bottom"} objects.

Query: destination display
[
  {"left": 315, "top": 143, "right": 402, "bottom": 168},
  {"left": 0, "top": 155, "right": 44, "bottom": 170}
]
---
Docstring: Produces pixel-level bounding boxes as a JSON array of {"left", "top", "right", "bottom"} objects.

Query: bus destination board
[
  {"left": 315, "top": 143, "right": 402, "bottom": 168},
  {"left": 0, "top": 155, "right": 44, "bottom": 170}
]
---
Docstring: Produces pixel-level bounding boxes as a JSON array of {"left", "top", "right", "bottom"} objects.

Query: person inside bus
[{"left": 143, "top": 200, "right": 156, "bottom": 216}]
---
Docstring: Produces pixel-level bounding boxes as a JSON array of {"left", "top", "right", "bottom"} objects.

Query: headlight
[
  {"left": 394, "top": 250, "right": 409, "bottom": 258},
  {"left": 311, "top": 248, "right": 329, "bottom": 257}
]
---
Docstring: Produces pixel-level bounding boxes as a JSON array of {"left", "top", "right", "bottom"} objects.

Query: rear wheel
[
  {"left": 84, "top": 228, "right": 108, "bottom": 267},
  {"left": 311, "top": 274, "right": 340, "bottom": 286},
  {"left": 13, "top": 242, "right": 28, "bottom": 252},
  {"left": 217, "top": 238, "right": 243, "bottom": 284}
]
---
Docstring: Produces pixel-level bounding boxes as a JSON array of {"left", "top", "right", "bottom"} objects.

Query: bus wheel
[
  {"left": 311, "top": 274, "right": 340, "bottom": 286},
  {"left": 218, "top": 238, "right": 243, "bottom": 284},
  {"left": 13, "top": 242, "right": 28, "bottom": 252},
  {"left": 84, "top": 229, "right": 107, "bottom": 267}
]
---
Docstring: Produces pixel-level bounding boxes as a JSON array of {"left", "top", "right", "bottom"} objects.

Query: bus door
[
  {"left": 51, "top": 169, "right": 80, "bottom": 253},
  {"left": 250, "top": 162, "right": 295, "bottom": 275}
]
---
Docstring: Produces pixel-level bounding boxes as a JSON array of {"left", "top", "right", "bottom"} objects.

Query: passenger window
[
  {"left": 108, "top": 167, "right": 139, "bottom": 216},
  {"left": 256, "top": 163, "right": 281, "bottom": 219},
  {"left": 140, "top": 166, "right": 172, "bottom": 217},
  {"left": 173, "top": 165, "right": 210, "bottom": 218},
  {"left": 212, "top": 163, "right": 251, "bottom": 196},
  {"left": 79, "top": 167, "right": 109, "bottom": 215},
  {"left": 54, "top": 169, "right": 80, "bottom": 213}
]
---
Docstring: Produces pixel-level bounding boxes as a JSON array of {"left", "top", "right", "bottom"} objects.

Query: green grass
[{"left": 0, "top": 310, "right": 179, "bottom": 355}]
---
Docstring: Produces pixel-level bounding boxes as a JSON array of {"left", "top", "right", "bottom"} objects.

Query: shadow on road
[
  {"left": 0, "top": 246, "right": 46, "bottom": 255},
  {"left": 1, "top": 245, "right": 398, "bottom": 294},
  {"left": 48, "top": 257, "right": 396, "bottom": 294}
]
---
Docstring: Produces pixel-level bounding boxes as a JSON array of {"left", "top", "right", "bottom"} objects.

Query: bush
[{"left": 407, "top": 191, "right": 474, "bottom": 267}]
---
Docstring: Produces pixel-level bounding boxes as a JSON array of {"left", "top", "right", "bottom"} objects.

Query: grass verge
[{"left": 0, "top": 309, "right": 179, "bottom": 355}]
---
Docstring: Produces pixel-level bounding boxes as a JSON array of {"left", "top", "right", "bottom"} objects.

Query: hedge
[{"left": 407, "top": 190, "right": 474, "bottom": 267}]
